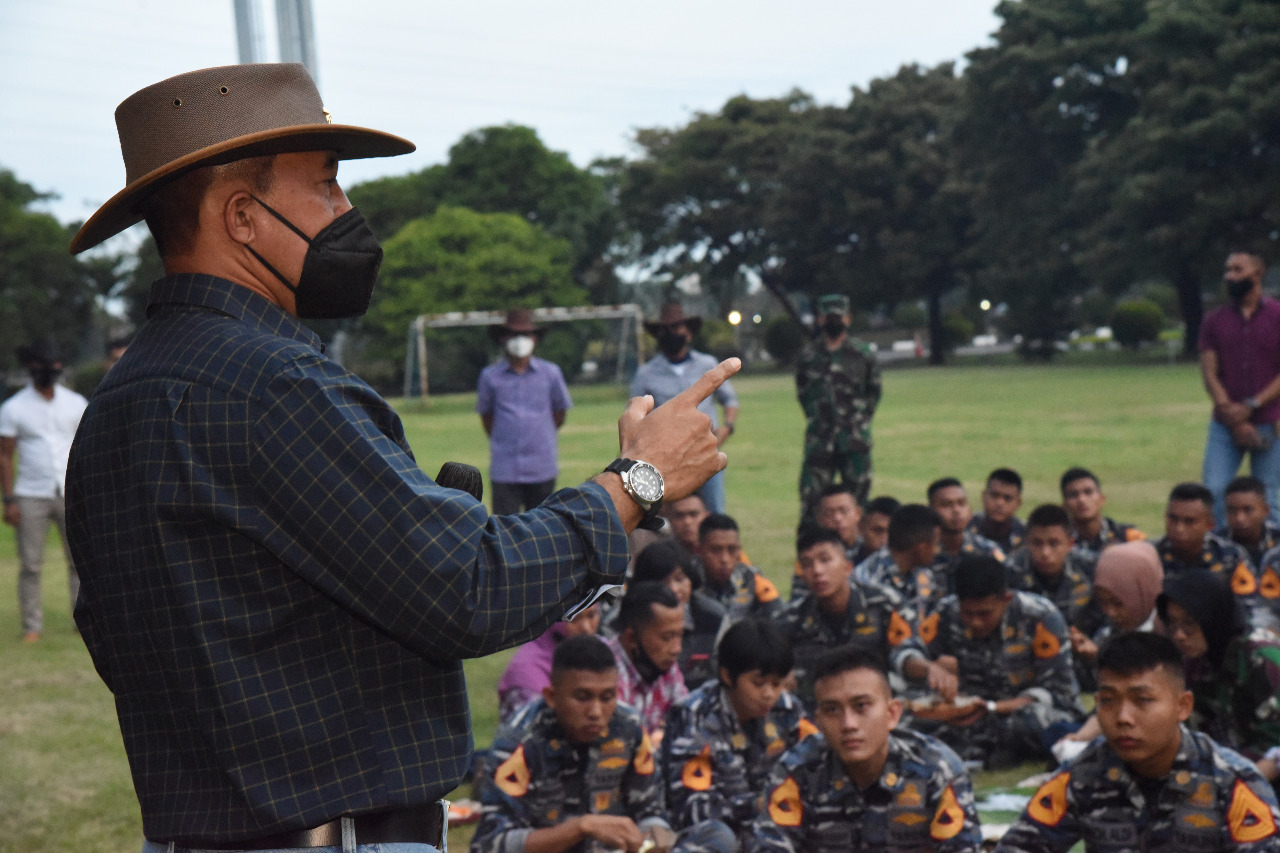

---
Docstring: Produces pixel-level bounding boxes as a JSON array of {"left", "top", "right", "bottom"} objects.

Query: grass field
[{"left": 0, "top": 358, "right": 1210, "bottom": 852}]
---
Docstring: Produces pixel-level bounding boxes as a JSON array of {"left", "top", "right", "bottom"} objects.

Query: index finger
[{"left": 667, "top": 358, "right": 741, "bottom": 410}]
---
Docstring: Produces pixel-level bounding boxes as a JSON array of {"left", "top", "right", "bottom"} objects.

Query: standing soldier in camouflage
[
  {"left": 749, "top": 646, "right": 982, "bottom": 853},
  {"left": 996, "top": 632, "right": 1280, "bottom": 853},
  {"left": 471, "top": 635, "right": 734, "bottom": 853},
  {"left": 796, "top": 294, "right": 882, "bottom": 522},
  {"left": 923, "top": 555, "right": 1085, "bottom": 769},
  {"left": 662, "top": 620, "right": 815, "bottom": 847}
]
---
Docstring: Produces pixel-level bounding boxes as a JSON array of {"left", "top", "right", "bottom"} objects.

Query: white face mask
[{"left": 506, "top": 335, "right": 535, "bottom": 359}]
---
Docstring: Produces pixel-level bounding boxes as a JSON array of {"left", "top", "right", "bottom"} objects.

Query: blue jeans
[
  {"left": 1203, "top": 419, "right": 1280, "bottom": 526},
  {"left": 697, "top": 469, "right": 726, "bottom": 514}
]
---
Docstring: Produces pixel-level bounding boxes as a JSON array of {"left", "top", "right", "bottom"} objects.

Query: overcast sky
[{"left": 2, "top": 0, "right": 1000, "bottom": 240}]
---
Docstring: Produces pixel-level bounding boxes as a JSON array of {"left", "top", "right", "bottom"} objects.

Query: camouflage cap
[{"left": 816, "top": 294, "right": 850, "bottom": 316}]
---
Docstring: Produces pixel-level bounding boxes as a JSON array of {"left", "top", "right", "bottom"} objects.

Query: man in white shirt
[{"left": 0, "top": 339, "right": 88, "bottom": 642}]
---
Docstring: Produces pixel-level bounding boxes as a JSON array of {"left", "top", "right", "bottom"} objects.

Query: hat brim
[
  {"left": 70, "top": 123, "right": 415, "bottom": 254},
  {"left": 489, "top": 325, "right": 544, "bottom": 341},
  {"left": 643, "top": 317, "right": 703, "bottom": 337}
]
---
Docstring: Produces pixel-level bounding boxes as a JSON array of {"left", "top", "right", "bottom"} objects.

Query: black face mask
[
  {"left": 1226, "top": 276, "right": 1255, "bottom": 304},
  {"left": 658, "top": 330, "right": 690, "bottom": 359},
  {"left": 822, "top": 315, "right": 846, "bottom": 339},
  {"left": 30, "top": 365, "right": 61, "bottom": 389},
  {"left": 246, "top": 195, "right": 384, "bottom": 319}
]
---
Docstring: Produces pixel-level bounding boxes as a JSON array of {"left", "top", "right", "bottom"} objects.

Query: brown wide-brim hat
[
  {"left": 70, "top": 63, "right": 415, "bottom": 254},
  {"left": 488, "top": 308, "right": 545, "bottom": 341},
  {"left": 643, "top": 302, "right": 703, "bottom": 337}
]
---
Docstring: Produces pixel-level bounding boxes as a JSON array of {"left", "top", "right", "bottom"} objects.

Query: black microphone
[{"left": 435, "top": 461, "right": 484, "bottom": 502}]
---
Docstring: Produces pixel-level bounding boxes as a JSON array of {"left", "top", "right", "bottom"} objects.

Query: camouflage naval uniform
[
  {"left": 1186, "top": 628, "right": 1280, "bottom": 761},
  {"left": 933, "top": 530, "right": 1006, "bottom": 596},
  {"left": 995, "top": 726, "right": 1280, "bottom": 853},
  {"left": 1223, "top": 519, "right": 1280, "bottom": 570},
  {"left": 1155, "top": 533, "right": 1266, "bottom": 627},
  {"left": 705, "top": 562, "right": 785, "bottom": 624},
  {"left": 781, "top": 580, "right": 925, "bottom": 709},
  {"left": 1071, "top": 517, "right": 1145, "bottom": 562},
  {"left": 661, "top": 680, "right": 816, "bottom": 842},
  {"left": 1252, "top": 546, "right": 1280, "bottom": 630},
  {"left": 1006, "top": 547, "right": 1104, "bottom": 690},
  {"left": 789, "top": 540, "right": 865, "bottom": 603},
  {"left": 795, "top": 334, "right": 882, "bottom": 514},
  {"left": 924, "top": 590, "right": 1085, "bottom": 760},
  {"left": 854, "top": 547, "right": 945, "bottom": 622},
  {"left": 471, "top": 697, "right": 735, "bottom": 853},
  {"left": 748, "top": 728, "right": 982, "bottom": 853},
  {"left": 967, "top": 513, "right": 1027, "bottom": 553}
]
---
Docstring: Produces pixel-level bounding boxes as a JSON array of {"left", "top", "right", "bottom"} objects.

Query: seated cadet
[
  {"left": 749, "top": 645, "right": 982, "bottom": 853},
  {"left": 1006, "top": 504, "right": 1103, "bottom": 636},
  {"left": 1158, "top": 571, "right": 1280, "bottom": 777},
  {"left": 967, "top": 467, "right": 1027, "bottom": 553},
  {"left": 632, "top": 540, "right": 728, "bottom": 690},
  {"left": 924, "top": 555, "right": 1085, "bottom": 768},
  {"left": 783, "top": 527, "right": 955, "bottom": 709},
  {"left": 1059, "top": 467, "right": 1144, "bottom": 560},
  {"left": 996, "top": 632, "right": 1280, "bottom": 853},
  {"left": 1157, "top": 482, "right": 1254, "bottom": 584},
  {"left": 472, "top": 635, "right": 734, "bottom": 853},
  {"left": 790, "top": 484, "right": 878, "bottom": 602},
  {"left": 498, "top": 604, "right": 603, "bottom": 724},
  {"left": 858, "top": 495, "right": 901, "bottom": 562},
  {"left": 663, "top": 493, "right": 709, "bottom": 559},
  {"left": 662, "top": 619, "right": 815, "bottom": 846},
  {"left": 928, "top": 477, "right": 1006, "bottom": 595},
  {"left": 853, "top": 503, "right": 944, "bottom": 622},
  {"left": 697, "top": 513, "right": 784, "bottom": 623},
  {"left": 603, "top": 582, "right": 688, "bottom": 738},
  {"left": 1222, "top": 476, "right": 1280, "bottom": 569}
]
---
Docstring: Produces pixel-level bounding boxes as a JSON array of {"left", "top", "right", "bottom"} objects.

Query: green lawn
[{"left": 0, "top": 359, "right": 1209, "bottom": 852}]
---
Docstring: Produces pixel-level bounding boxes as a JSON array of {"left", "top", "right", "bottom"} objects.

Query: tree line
[{"left": 4, "top": 0, "right": 1279, "bottom": 388}]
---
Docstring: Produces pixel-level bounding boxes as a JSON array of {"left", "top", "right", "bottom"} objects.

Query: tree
[
  {"left": 1110, "top": 299, "right": 1165, "bottom": 349},
  {"left": 0, "top": 168, "right": 104, "bottom": 367},
  {"left": 348, "top": 125, "right": 619, "bottom": 303},
  {"left": 360, "top": 206, "right": 585, "bottom": 392}
]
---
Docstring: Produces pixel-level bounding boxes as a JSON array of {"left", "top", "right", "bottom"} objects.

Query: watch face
[{"left": 628, "top": 462, "right": 664, "bottom": 503}]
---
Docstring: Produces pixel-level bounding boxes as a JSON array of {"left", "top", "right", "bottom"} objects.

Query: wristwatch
[
  {"left": 1246, "top": 397, "right": 1260, "bottom": 410},
  {"left": 986, "top": 700, "right": 998, "bottom": 715},
  {"left": 604, "top": 458, "right": 665, "bottom": 530}
]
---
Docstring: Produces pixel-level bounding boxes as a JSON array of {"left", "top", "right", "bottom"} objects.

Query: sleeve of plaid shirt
[{"left": 248, "top": 355, "right": 626, "bottom": 660}]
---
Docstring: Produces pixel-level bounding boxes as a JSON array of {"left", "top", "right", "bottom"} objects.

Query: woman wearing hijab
[
  {"left": 631, "top": 539, "right": 728, "bottom": 689},
  {"left": 1158, "top": 570, "right": 1280, "bottom": 779},
  {"left": 1070, "top": 541, "right": 1164, "bottom": 669}
]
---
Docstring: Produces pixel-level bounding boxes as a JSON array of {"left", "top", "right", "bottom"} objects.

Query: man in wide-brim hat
[
  {"left": 478, "top": 308, "right": 572, "bottom": 515},
  {"left": 631, "top": 301, "right": 739, "bottom": 513},
  {"left": 64, "top": 63, "right": 738, "bottom": 852}
]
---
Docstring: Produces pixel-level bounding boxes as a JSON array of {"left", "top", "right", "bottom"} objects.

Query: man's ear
[
  {"left": 541, "top": 684, "right": 556, "bottom": 711},
  {"left": 1177, "top": 688, "right": 1194, "bottom": 723},
  {"left": 222, "top": 189, "right": 258, "bottom": 246}
]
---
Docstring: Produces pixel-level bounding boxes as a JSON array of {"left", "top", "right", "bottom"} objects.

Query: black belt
[{"left": 165, "top": 803, "right": 447, "bottom": 851}]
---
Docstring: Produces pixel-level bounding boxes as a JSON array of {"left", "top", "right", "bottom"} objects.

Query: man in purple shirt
[
  {"left": 477, "top": 308, "right": 573, "bottom": 514},
  {"left": 1200, "top": 248, "right": 1280, "bottom": 525}
]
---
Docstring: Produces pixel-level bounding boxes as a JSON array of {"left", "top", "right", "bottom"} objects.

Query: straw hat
[{"left": 70, "top": 63, "right": 415, "bottom": 254}]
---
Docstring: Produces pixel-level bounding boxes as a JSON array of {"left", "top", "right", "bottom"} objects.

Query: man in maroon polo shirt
[{"left": 1200, "top": 248, "right": 1280, "bottom": 526}]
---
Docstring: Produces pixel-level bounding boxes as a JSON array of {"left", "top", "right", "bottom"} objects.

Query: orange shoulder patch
[
  {"left": 768, "top": 776, "right": 804, "bottom": 827},
  {"left": 681, "top": 745, "right": 713, "bottom": 791},
  {"left": 755, "top": 573, "right": 780, "bottom": 603},
  {"left": 1263, "top": 567, "right": 1280, "bottom": 600},
  {"left": 1125, "top": 528, "right": 1146, "bottom": 542},
  {"left": 494, "top": 744, "right": 531, "bottom": 797},
  {"left": 798, "top": 718, "right": 819, "bottom": 740},
  {"left": 1229, "top": 779, "right": 1278, "bottom": 843},
  {"left": 1032, "top": 622, "right": 1061, "bottom": 659},
  {"left": 1232, "top": 564, "right": 1259, "bottom": 596},
  {"left": 633, "top": 730, "right": 655, "bottom": 775},
  {"left": 919, "top": 612, "right": 940, "bottom": 645},
  {"left": 930, "top": 785, "right": 966, "bottom": 841},
  {"left": 888, "top": 610, "right": 913, "bottom": 646},
  {"left": 1028, "top": 772, "right": 1070, "bottom": 827}
]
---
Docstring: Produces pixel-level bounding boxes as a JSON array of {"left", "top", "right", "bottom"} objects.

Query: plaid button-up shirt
[{"left": 67, "top": 274, "right": 627, "bottom": 846}]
